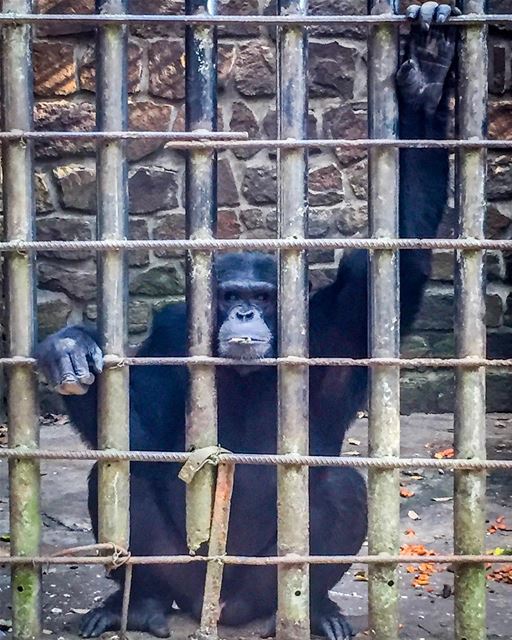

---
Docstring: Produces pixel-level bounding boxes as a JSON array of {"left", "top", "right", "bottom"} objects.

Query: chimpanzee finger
[
  {"left": 87, "top": 342, "right": 104, "bottom": 375},
  {"left": 406, "top": 4, "right": 421, "bottom": 20},
  {"left": 419, "top": 1, "right": 439, "bottom": 30},
  {"left": 70, "top": 351, "right": 95, "bottom": 385},
  {"left": 57, "top": 353, "right": 79, "bottom": 385},
  {"left": 56, "top": 380, "right": 89, "bottom": 396},
  {"left": 436, "top": 4, "right": 452, "bottom": 23}
]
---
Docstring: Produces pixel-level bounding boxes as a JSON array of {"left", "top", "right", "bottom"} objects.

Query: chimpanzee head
[{"left": 215, "top": 253, "right": 277, "bottom": 360}]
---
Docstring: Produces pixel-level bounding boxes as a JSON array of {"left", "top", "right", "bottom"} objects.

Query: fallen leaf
[
  {"left": 70, "top": 608, "right": 89, "bottom": 615},
  {"left": 341, "top": 450, "right": 361, "bottom": 456},
  {"left": 432, "top": 496, "right": 453, "bottom": 503},
  {"left": 487, "top": 516, "right": 512, "bottom": 535},
  {"left": 348, "top": 438, "right": 361, "bottom": 446},
  {"left": 400, "top": 488, "right": 415, "bottom": 498},
  {"left": 408, "top": 510, "right": 421, "bottom": 521},
  {"left": 434, "top": 447, "right": 455, "bottom": 459},
  {"left": 354, "top": 570, "right": 368, "bottom": 582},
  {"left": 486, "top": 565, "right": 512, "bottom": 584},
  {"left": 405, "top": 528, "right": 416, "bottom": 538}
]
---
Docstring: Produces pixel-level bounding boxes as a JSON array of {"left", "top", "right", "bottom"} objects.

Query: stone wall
[{"left": 1, "top": 0, "right": 511, "bottom": 413}]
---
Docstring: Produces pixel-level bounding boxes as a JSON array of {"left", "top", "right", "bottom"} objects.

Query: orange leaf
[
  {"left": 400, "top": 488, "right": 415, "bottom": 498},
  {"left": 434, "top": 447, "right": 455, "bottom": 459}
]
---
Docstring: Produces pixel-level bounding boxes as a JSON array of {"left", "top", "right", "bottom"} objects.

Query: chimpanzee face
[{"left": 215, "top": 253, "right": 277, "bottom": 360}]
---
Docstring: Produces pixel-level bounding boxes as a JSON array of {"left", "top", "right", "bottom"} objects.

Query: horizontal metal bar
[
  {"left": 1, "top": 450, "right": 511, "bottom": 470},
  {"left": 2, "top": 132, "right": 512, "bottom": 150},
  {"left": 1, "top": 13, "right": 512, "bottom": 26},
  {"left": 2, "top": 356, "right": 512, "bottom": 368},
  {"left": 3, "top": 554, "right": 512, "bottom": 566},
  {"left": 2, "top": 238, "right": 512, "bottom": 252}
]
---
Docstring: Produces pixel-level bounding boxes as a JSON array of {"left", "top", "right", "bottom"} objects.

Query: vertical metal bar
[
  {"left": 96, "top": 0, "right": 130, "bottom": 548},
  {"left": 199, "top": 463, "right": 235, "bottom": 638},
  {"left": 454, "top": 2, "right": 488, "bottom": 639},
  {"left": 367, "top": 1, "right": 400, "bottom": 639},
  {"left": 185, "top": 0, "right": 218, "bottom": 554},
  {"left": 276, "top": 0, "right": 309, "bottom": 638},
  {"left": 2, "top": 2, "right": 40, "bottom": 639}
]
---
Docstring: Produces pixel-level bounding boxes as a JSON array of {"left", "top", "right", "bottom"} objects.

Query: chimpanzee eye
[
  {"left": 224, "top": 291, "right": 238, "bottom": 302},
  {"left": 256, "top": 293, "right": 269, "bottom": 303}
]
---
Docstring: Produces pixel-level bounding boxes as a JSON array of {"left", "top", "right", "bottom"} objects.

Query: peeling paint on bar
[
  {"left": 2, "top": 2, "right": 41, "bottom": 639},
  {"left": 276, "top": 0, "right": 310, "bottom": 638},
  {"left": 454, "top": 2, "right": 488, "bottom": 639},
  {"left": 96, "top": 0, "right": 130, "bottom": 550},
  {"left": 184, "top": 0, "right": 219, "bottom": 558},
  {"left": 367, "top": 1, "right": 400, "bottom": 639}
]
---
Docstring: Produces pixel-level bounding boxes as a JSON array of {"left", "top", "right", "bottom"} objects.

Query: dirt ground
[{"left": 0, "top": 413, "right": 511, "bottom": 640}]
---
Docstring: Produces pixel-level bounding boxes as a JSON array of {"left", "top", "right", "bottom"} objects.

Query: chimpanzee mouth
[
  {"left": 227, "top": 336, "right": 267, "bottom": 345},
  {"left": 219, "top": 335, "right": 273, "bottom": 360}
]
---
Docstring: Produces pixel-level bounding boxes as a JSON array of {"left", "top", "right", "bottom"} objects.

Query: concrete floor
[{"left": 0, "top": 413, "right": 511, "bottom": 639}]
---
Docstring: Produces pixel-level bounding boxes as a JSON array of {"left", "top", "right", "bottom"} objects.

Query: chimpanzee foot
[
  {"left": 397, "top": 2, "right": 459, "bottom": 115},
  {"left": 260, "top": 600, "right": 353, "bottom": 640},
  {"left": 312, "top": 598, "right": 353, "bottom": 640},
  {"left": 79, "top": 593, "right": 170, "bottom": 638}
]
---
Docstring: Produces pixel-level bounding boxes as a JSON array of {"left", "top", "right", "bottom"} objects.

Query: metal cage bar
[
  {"left": 184, "top": 0, "right": 219, "bottom": 555},
  {"left": 276, "top": 0, "right": 310, "bottom": 637},
  {"left": 454, "top": 2, "right": 488, "bottom": 639},
  {"left": 2, "top": 2, "right": 41, "bottom": 639},
  {"left": 367, "top": 1, "right": 400, "bottom": 638},
  {"left": 95, "top": 0, "right": 130, "bottom": 549}
]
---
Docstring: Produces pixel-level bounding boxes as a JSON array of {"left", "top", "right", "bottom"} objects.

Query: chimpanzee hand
[
  {"left": 36, "top": 326, "right": 103, "bottom": 396},
  {"left": 397, "top": 2, "right": 459, "bottom": 115}
]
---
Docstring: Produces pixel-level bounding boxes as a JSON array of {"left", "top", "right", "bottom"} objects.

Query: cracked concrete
[{"left": 0, "top": 413, "right": 511, "bottom": 639}]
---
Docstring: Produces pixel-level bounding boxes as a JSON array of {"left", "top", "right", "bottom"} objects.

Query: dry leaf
[
  {"left": 405, "top": 528, "right": 416, "bottom": 538},
  {"left": 408, "top": 510, "right": 420, "bottom": 521},
  {"left": 433, "top": 447, "right": 455, "bottom": 459},
  {"left": 354, "top": 570, "right": 368, "bottom": 582},
  {"left": 400, "top": 488, "right": 415, "bottom": 498},
  {"left": 348, "top": 438, "right": 361, "bottom": 446},
  {"left": 432, "top": 496, "right": 453, "bottom": 503}
]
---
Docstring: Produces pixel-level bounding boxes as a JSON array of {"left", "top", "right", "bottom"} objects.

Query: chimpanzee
[{"left": 36, "top": 5, "right": 457, "bottom": 639}]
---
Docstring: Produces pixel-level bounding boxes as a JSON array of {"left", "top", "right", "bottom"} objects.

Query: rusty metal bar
[
  {"left": 367, "top": 1, "right": 400, "bottom": 639},
  {"left": 184, "top": 0, "right": 218, "bottom": 555},
  {"left": 3, "top": 553, "right": 512, "bottom": 566},
  {"left": 276, "top": 0, "right": 309, "bottom": 637},
  {"left": 0, "top": 13, "right": 511, "bottom": 25},
  {"left": 2, "top": 449, "right": 512, "bottom": 471},
  {"left": 199, "top": 463, "right": 235, "bottom": 638},
  {"left": 95, "top": 0, "right": 130, "bottom": 550},
  {"left": 2, "top": 2, "right": 41, "bottom": 639},
  {"left": 1, "top": 237, "right": 512, "bottom": 252},
  {"left": 454, "top": 2, "right": 488, "bottom": 639}
]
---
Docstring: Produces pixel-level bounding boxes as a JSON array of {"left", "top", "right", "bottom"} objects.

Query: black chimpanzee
[{"left": 37, "top": 5, "right": 457, "bottom": 639}]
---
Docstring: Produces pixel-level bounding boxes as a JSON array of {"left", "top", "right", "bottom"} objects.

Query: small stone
[
  {"left": 235, "top": 42, "right": 276, "bottom": 97},
  {"left": 33, "top": 42, "right": 78, "bottom": 97},
  {"left": 35, "top": 173, "right": 56, "bottom": 214},
  {"left": 218, "top": 159, "right": 239, "bottom": 207},
  {"left": 53, "top": 165, "right": 96, "bottom": 212},
  {"left": 128, "top": 0, "right": 185, "bottom": 38},
  {"left": 217, "top": 210, "right": 242, "bottom": 239},
  {"left": 35, "top": 0, "right": 94, "bottom": 36},
  {"left": 79, "top": 42, "right": 143, "bottom": 94},
  {"left": 129, "top": 263, "right": 185, "bottom": 297},
  {"left": 148, "top": 40, "right": 185, "bottom": 101},
  {"left": 308, "top": 164, "right": 343, "bottom": 206},
  {"left": 230, "top": 102, "right": 259, "bottom": 160},
  {"left": 335, "top": 204, "right": 368, "bottom": 236},
  {"left": 242, "top": 167, "right": 277, "bottom": 205},
  {"left": 307, "top": 210, "right": 330, "bottom": 238},
  {"left": 38, "top": 261, "right": 96, "bottom": 302},
  {"left": 34, "top": 101, "right": 96, "bottom": 158},
  {"left": 129, "top": 167, "right": 179, "bottom": 214},
  {"left": 308, "top": 42, "right": 356, "bottom": 99},
  {"left": 153, "top": 212, "right": 186, "bottom": 259},
  {"left": 37, "top": 216, "right": 93, "bottom": 261},
  {"left": 486, "top": 202, "right": 512, "bottom": 237},
  {"left": 37, "top": 297, "right": 72, "bottom": 340},
  {"left": 323, "top": 104, "right": 367, "bottom": 166},
  {"left": 127, "top": 100, "right": 174, "bottom": 162},
  {"left": 129, "top": 219, "right": 150, "bottom": 267},
  {"left": 488, "top": 154, "right": 512, "bottom": 200},
  {"left": 240, "top": 208, "right": 265, "bottom": 230},
  {"left": 347, "top": 161, "right": 368, "bottom": 200},
  {"left": 218, "top": 0, "right": 260, "bottom": 37},
  {"left": 486, "top": 292, "right": 504, "bottom": 328}
]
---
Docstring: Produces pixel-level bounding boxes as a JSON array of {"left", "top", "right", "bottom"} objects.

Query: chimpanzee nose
[{"left": 236, "top": 309, "right": 255, "bottom": 321}]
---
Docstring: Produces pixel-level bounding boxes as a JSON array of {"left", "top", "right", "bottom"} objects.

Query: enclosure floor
[{"left": 1, "top": 413, "right": 511, "bottom": 640}]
